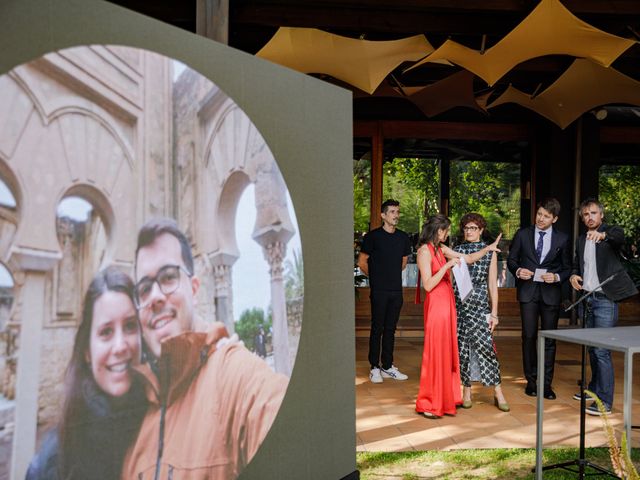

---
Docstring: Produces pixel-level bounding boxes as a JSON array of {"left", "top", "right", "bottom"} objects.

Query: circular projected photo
[{"left": 0, "top": 45, "right": 301, "bottom": 479}]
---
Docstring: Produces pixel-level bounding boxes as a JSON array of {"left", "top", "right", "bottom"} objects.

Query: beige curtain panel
[
  {"left": 408, "top": 70, "right": 487, "bottom": 117},
  {"left": 256, "top": 27, "right": 436, "bottom": 94},
  {"left": 405, "top": 0, "right": 636, "bottom": 86},
  {"left": 488, "top": 59, "right": 640, "bottom": 129}
]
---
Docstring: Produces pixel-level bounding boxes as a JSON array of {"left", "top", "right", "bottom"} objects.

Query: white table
[{"left": 535, "top": 326, "right": 640, "bottom": 479}]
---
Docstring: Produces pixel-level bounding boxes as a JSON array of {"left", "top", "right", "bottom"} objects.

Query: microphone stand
[{"left": 539, "top": 272, "right": 621, "bottom": 479}]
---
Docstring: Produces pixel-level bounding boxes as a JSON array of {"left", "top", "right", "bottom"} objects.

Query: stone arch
[
  {"left": 57, "top": 183, "right": 116, "bottom": 268},
  {"left": 8, "top": 109, "right": 137, "bottom": 268},
  {"left": 208, "top": 170, "right": 252, "bottom": 332},
  {"left": 217, "top": 170, "right": 251, "bottom": 259},
  {"left": 8, "top": 60, "right": 136, "bottom": 156},
  {"left": 0, "top": 157, "right": 22, "bottom": 262},
  {"left": 52, "top": 186, "right": 114, "bottom": 324},
  {"left": 48, "top": 107, "right": 135, "bottom": 170},
  {"left": 198, "top": 100, "right": 295, "bottom": 375}
]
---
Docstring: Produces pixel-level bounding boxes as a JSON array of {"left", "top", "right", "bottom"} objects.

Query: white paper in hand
[
  {"left": 533, "top": 268, "right": 547, "bottom": 282},
  {"left": 452, "top": 257, "right": 473, "bottom": 302}
]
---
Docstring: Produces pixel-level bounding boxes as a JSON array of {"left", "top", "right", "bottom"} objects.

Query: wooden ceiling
[{"left": 108, "top": 0, "right": 640, "bottom": 124}]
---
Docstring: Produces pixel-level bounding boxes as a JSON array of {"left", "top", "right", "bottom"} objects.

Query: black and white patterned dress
[{"left": 453, "top": 241, "right": 502, "bottom": 387}]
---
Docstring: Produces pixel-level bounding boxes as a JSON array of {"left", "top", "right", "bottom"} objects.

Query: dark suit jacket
[
  {"left": 507, "top": 225, "right": 572, "bottom": 304},
  {"left": 572, "top": 224, "right": 638, "bottom": 302}
]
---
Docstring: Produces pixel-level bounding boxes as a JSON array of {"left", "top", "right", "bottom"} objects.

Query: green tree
[
  {"left": 449, "top": 160, "right": 520, "bottom": 239},
  {"left": 354, "top": 158, "right": 371, "bottom": 233},
  {"left": 235, "top": 307, "right": 272, "bottom": 352},
  {"left": 599, "top": 164, "right": 640, "bottom": 244},
  {"left": 383, "top": 157, "right": 439, "bottom": 233},
  {"left": 284, "top": 249, "right": 304, "bottom": 301}
]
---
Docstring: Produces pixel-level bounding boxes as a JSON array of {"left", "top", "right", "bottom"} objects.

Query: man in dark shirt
[
  {"left": 569, "top": 198, "right": 638, "bottom": 415},
  {"left": 358, "top": 199, "right": 411, "bottom": 383}
]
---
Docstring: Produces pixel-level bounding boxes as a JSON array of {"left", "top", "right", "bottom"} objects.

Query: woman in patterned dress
[
  {"left": 453, "top": 213, "right": 509, "bottom": 412},
  {"left": 415, "top": 214, "right": 501, "bottom": 418}
]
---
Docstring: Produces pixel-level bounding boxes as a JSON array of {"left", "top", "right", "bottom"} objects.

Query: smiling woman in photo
[{"left": 26, "top": 267, "right": 147, "bottom": 480}]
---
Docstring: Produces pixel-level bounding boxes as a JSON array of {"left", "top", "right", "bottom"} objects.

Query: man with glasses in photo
[
  {"left": 122, "top": 218, "right": 288, "bottom": 479},
  {"left": 507, "top": 198, "right": 571, "bottom": 400}
]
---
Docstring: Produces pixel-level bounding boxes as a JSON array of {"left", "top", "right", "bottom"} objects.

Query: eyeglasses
[
  {"left": 463, "top": 226, "right": 479, "bottom": 231},
  {"left": 134, "top": 264, "right": 191, "bottom": 309}
]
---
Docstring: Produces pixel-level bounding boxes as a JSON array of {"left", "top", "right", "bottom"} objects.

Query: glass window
[
  {"left": 450, "top": 159, "right": 520, "bottom": 288},
  {"left": 599, "top": 163, "right": 640, "bottom": 253},
  {"left": 382, "top": 157, "right": 439, "bottom": 287},
  {"left": 353, "top": 138, "right": 371, "bottom": 235},
  {"left": 449, "top": 159, "right": 521, "bottom": 241},
  {"left": 382, "top": 157, "right": 440, "bottom": 236}
]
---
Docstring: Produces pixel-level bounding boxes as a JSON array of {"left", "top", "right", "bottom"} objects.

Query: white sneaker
[
  {"left": 380, "top": 365, "right": 408, "bottom": 381},
  {"left": 369, "top": 367, "right": 383, "bottom": 384}
]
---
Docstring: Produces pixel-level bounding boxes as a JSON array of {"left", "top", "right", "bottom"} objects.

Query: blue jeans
[{"left": 582, "top": 292, "right": 618, "bottom": 408}]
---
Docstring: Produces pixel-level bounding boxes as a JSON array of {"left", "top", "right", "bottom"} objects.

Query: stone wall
[{"left": 0, "top": 44, "right": 302, "bottom": 476}]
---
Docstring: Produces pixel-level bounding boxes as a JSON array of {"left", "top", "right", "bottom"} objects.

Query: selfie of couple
[{"left": 26, "top": 218, "right": 289, "bottom": 480}]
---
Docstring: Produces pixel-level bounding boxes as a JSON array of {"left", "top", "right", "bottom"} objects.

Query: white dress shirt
[{"left": 582, "top": 239, "right": 602, "bottom": 292}]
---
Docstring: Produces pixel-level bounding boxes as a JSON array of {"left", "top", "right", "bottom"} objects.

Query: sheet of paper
[
  {"left": 534, "top": 268, "right": 548, "bottom": 282},
  {"left": 452, "top": 257, "right": 473, "bottom": 302}
]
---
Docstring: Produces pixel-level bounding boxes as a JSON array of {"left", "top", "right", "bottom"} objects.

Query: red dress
[{"left": 415, "top": 243, "right": 462, "bottom": 416}]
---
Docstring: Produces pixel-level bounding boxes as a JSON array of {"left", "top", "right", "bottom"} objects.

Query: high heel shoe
[
  {"left": 494, "top": 397, "right": 510, "bottom": 412},
  {"left": 423, "top": 411, "right": 441, "bottom": 419},
  {"left": 461, "top": 387, "right": 472, "bottom": 408}
]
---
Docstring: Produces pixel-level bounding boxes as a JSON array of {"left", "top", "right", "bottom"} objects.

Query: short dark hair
[
  {"left": 579, "top": 197, "right": 604, "bottom": 215},
  {"left": 381, "top": 199, "right": 399, "bottom": 214},
  {"left": 459, "top": 212, "right": 487, "bottom": 234},
  {"left": 418, "top": 214, "right": 451, "bottom": 247},
  {"left": 135, "top": 217, "right": 194, "bottom": 275},
  {"left": 536, "top": 197, "right": 561, "bottom": 217}
]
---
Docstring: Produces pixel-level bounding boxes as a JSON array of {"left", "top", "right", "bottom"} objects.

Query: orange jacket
[{"left": 121, "top": 326, "right": 288, "bottom": 479}]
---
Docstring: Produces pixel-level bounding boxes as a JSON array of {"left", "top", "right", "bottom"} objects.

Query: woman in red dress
[{"left": 415, "top": 214, "right": 500, "bottom": 419}]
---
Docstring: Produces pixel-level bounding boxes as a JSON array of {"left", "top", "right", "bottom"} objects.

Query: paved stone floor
[{"left": 356, "top": 332, "right": 640, "bottom": 452}]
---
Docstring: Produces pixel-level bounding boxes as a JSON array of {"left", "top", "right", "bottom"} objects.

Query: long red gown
[{"left": 415, "top": 243, "right": 462, "bottom": 416}]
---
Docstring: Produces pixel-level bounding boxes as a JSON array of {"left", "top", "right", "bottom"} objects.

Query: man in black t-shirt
[{"left": 358, "top": 199, "right": 412, "bottom": 383}]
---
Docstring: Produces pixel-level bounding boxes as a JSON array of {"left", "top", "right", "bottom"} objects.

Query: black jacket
[
  {"left": 572, "top": 224, "right": 638, "bottom": 302},
  {"left": 25, "top": 379, "right": 147, "bottom": 480},
  {"left": 507, "top": 225, "right": 572, "bottom": 304}
]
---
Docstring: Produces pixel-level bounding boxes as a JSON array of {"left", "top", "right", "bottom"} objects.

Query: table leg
[
  {"left": 623, "top": 352, "right": 632, "bottom": 459},
  {"left": 536, "top": 334, "right": 545, "bottom": 480}
]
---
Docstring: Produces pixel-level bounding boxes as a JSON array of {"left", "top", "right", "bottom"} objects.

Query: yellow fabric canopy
[
  {"left": 488, "top": 59, "right": 640, "bottom": 129},
  {"left": 408, "top": 70, "right": 487, "bottom": 117},
  {"left": 406, "top": 0, "right": 636, "bottom": 86},
  {"left": 256, "top": 27, "right": 435, "bottom": 94}
]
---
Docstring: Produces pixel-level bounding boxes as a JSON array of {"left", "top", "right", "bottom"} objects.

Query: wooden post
[
  {"left": 369, "top": 122, "right": 383, "bottom": 229},
  {"left": 196, "top": 0, "right": 228, "bottom": 44}
]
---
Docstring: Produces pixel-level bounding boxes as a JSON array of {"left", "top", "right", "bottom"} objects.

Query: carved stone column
[
  {"left": 213, "top": 263, "right": 233, "bottom": 333},
  {"left": 8, "top": 249, "right": 60, "bottom": 480},
  {"left": 264, "top": 241, "right": 291, "bottom": 376},
  {"left": 208, "top": 252, "right": 237, "bottom": 333}
]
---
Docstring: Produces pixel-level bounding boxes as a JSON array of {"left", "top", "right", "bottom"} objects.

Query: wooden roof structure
[{"left": 108, "top": 0, "right": 640, "bottom": 125}]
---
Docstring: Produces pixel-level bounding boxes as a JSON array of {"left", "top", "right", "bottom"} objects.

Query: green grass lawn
[{"left": 357, "top": 448, "right": 640, "bottom": 479}]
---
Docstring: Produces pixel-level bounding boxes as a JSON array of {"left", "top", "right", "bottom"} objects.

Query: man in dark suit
[
  {"left": 507, "top": 198, "right": 571, "bottom": 399},
  {"left": 570, "top": 198, "right": 638, "bottom": 415}
]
